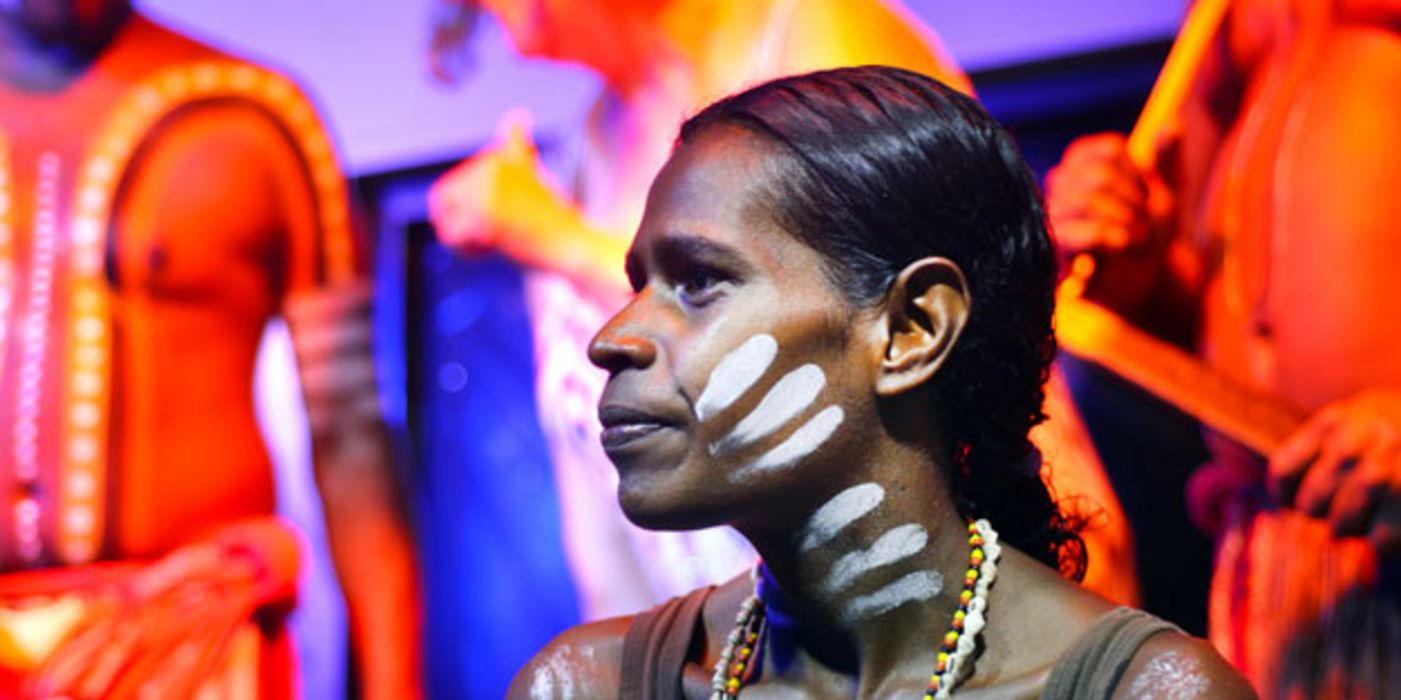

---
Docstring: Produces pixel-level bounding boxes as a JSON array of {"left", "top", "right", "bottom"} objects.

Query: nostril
[{"left": 588, "top": 332, "right": 656, "bottom": 373}]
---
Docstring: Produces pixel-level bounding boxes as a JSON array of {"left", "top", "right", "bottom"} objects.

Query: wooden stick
[
  {"left": 1055, "top": 293, "right": 1303, "bottom": 455},
  {"left": 1053, "top": 0, "right": 1302, "bottom": 454},
  {"left": 1127, "top": 0, "right": 1232, "bottom": 168}
]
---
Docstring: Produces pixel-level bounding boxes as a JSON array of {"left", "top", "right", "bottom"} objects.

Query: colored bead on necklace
[{"left": 711, "top": 518, "right": 1002, "bottom": 699}]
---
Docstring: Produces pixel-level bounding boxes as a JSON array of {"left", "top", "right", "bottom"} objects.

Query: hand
[
  {"left": 428, "top": 110, "right": 566, "bottom": 258},
  {"left": 26, "top": 534, "right": 290, "bottom": 699},
  {"left": 1268, "top": 389, "right": 1401, "bottom": 558},
  {"left": 1046, "top": 133, "right": 1155, "bottom": 253},
  {"left": 284, "top": 281, "right": 381, "bottom": 444},
  {"left": 1045, "top": 133, "right": 1172, "bottom": 311}
]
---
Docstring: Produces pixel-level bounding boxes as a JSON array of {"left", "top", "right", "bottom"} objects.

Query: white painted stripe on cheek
[
  {"left": 695, "top": 334, "right": 778, "bottom": 421},
  {"left": 841, "top": 570, "right": 944, "bottom": 623},
  {"left": 710, "top": 363, "right": 825, "bottom": 455},
  {"left": 729, "top": 405, "right": 844, "bottom": 482},
  {"left": 822, "top": 524, "right": 928, "bottom": 596},
  {"left": 800, "top": 483, "right": 885, "bottom": 551}
]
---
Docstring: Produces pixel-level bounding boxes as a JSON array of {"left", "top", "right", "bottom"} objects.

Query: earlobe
[{"left": 875, "top": 257, "right": 970, "bottom": 397}]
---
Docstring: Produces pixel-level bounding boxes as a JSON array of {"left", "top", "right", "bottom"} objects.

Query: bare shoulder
[
  {"left": 1109, "top": 630, "right": 1258, "bottom": 700},
  {"left": 506, "top": 616, "right": 633, "bottom": 700}
]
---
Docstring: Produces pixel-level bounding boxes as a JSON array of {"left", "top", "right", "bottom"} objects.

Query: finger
[
  {"left": 1050, "top": 219, "right": 1135, "bottom": 256},
  {"left": 1368, "top": 445, "right": 1401, "bottom": 558},
  {"left": 290, "top": 316, "right": 374, "bottom": 366},
  {"left": 1269, "top": 405, "right": 1344, "bottom": 504},
  {"left": 297, "top": 354, "right": 377, "bottom": 397},
  {"left": 36, "top": 615, "right": 115, "bottom": 694},
  {"left": 1371, "top": 501, "right": 1401, "bottom": 561},
  {"left": 1082, "top": 193, "right": 1146, "bottom": 247},
  {"left": 495, "top": 107, "right": 537, "bottom": 157},
  {"left": 1328, "top": 443, "right": 1392, "bottom": 537},
  {"left": 1059, "top": 132, "right": 1131, "bottom": 167},
  {"left": 284, "top": 283, "right": 373, "bottom": 326},
  {"left": 1046, "top": 157, "right": 1146, "bottom": 220},
  {"left": 72, "top": 619, "right": 141, "bottom": 698},
  {"left": 1294, "top": 419, "right": 1372, "bottom": 516}
]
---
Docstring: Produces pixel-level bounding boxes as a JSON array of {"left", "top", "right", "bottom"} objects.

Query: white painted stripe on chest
[
  {"left": 841, "top": 570, "right": 944, "bottom": 623},
  {"left": 710, "top": 363, "right": 825, "bottom": 455},
  {"left": 729, "top": 405, "right": 844, "bottom": 482},
  {"left": 822, "top": 523, "right": 928, "bottom": 596},
  {"left": 695, "top": 333, "right": 777, "bottom": 421},
  {"left": 800, "top": 483, "right": 884, "bottom": 551}
]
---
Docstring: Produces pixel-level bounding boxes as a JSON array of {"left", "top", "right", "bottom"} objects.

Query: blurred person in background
[
  {"left": 0, "top": 1, "right": 422, "bottom": 696},
  {"left": 1046, "top": 0, "right": 1401, "bottom": 696}
]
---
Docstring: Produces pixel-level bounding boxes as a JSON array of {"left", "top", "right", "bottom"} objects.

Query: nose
[{"left": 588, "top": 308, "right": 657, "bottom": 374}]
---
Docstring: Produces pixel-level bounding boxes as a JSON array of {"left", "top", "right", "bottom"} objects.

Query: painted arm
[
  {"left": 774, "top": 0, "right": 973, "bottom": 96},
  {"left": 274, "top": 112, "right": 426, "bottom": 698}
]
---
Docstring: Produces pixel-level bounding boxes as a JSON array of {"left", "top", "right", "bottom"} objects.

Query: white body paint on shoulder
[
  {"left": 710, "top": 363, "right": 825, "bottom": 455},
  {"left": 528, "top": 643, "right": 592, "bottom": 700},
  {"left": 800, "top": 482, "right": 885, "bottom": 551},
  {"left": 841, "top": 570, "right": 944, "bottom": 623},
  {"left": 822, "top": 523, "right": 929, "bottom": 596},
  {"left": 1127, "top": 651, "right": 1209, "bottom": 700},
  {"left": 695, "top": 333, "right": 778, "bottom": 420},
  {"left": 729, "top": 405, "right": 844, "bottom": 482}
]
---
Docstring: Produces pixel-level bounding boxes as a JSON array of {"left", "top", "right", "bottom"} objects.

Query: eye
[{"left": 674, "top": 263, "right": 730, "bottom": 307}]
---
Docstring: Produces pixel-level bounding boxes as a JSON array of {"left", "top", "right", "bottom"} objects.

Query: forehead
[{"left": 634, "top": 126, "right": 798, "bottom": 261}]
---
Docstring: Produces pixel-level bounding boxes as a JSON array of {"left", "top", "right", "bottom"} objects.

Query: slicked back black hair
[{"left": 679, "top": 65, "right": 1085, "bottom": 579}]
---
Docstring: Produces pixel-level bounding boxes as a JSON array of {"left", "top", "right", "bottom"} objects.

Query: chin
[{"left": 615, "top": 472, "right": 724, "bottom": 532}]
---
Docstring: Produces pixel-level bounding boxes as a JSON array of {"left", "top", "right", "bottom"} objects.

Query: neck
[
  {"left": 737, "top": 443, "right": 979, "bottom": 693},
  {"left": 0, "top": 2, "right": 131, "bottom": 91}
]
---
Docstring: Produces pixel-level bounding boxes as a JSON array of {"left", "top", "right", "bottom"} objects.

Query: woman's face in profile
[{"left": 589, "top": 126, "right": 878, "bottom": 532}]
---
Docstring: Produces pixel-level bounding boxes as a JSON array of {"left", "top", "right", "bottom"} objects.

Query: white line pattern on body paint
[
  {"left": 800, "top": 483, "right": 885, "bottom": 551},
  {"left": 695, "top": 333, "right": 777, "bottom": 420},
  {"left": 1127, "top": 652, "right": 1210, "bottom": 700},
  {"left": 822, "top": 524, "right": 928, "bottom": 595},
  {"left": 730, "top": 405, "right": 844, "bottom": 482},
  {"left": 842, "top": 570, "right": 944, "bottom": 623},
  {"left": 710, "top": 363, "right": 825, "bottom": 455}
]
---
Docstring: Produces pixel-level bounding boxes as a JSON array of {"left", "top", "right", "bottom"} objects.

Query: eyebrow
[
  {"left": 657, "top": 232, "right": 748, "bottom": 266},
  {"left": 626, "top": 231, "right": 754, "bottom": 288}
]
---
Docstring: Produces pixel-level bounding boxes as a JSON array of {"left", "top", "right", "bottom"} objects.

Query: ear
[{"left": 875, "top": 257, "right": 970, "bottom": 397}]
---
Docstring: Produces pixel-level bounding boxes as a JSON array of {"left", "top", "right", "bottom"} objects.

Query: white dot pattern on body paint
[
  {"left": 1127, "top": 651, "right": 1210, "bottom": 700},
  {"left": 841, "top": 569, "right": 944, "bottom": 623},
  {"left": 695, "top": 334, "right": 777, "bottom": 421},
  {"left": 822, "top": 523, "right": 928, "bottom": 596},
  {"left": 729, "top": 405, "right": 844, "bottom": 482},
  {"left": 709, "top": 363, "right": 825, "bottom": 455},
  {"left": 800, "top": 483, "right": 884, "bottom": 551}
]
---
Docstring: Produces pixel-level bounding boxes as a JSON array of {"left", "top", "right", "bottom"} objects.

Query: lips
[{"left": 598, "top": 404, "right": 675, "bottom": 451}]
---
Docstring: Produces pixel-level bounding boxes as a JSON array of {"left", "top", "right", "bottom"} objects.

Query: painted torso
[
  {"left": 1198, "top": 0, "right": 1401, "bottom": 409},
  {"left": 0, "top": 16, "right": 348, "bottom": 567}
]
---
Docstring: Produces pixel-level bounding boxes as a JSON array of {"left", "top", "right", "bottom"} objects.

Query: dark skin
[
  {"left": 508, "top": 127, "right": 1256, "bottom": 698},
  {"left": 0, "top": 2, "right": 422, "bottom": 696}
]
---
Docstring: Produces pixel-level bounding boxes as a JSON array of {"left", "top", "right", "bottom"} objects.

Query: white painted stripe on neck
[
  {"left": 822, "top": 524, "right": 928, "bottom": 596},
  {"left": 800, "top": 483, "right": 884, "bottom": 551},
  {"left": 841, "top": 570, "right": 944, "bottom": 623},
  {"left": 695, "top": 333, "right": 777, "bottom": 421},
  {"left": 710, "top": 363, "right": 825, "bottom": 455},
  {"left": 729, "top": 405, "right": 844, "bottom": 482}
]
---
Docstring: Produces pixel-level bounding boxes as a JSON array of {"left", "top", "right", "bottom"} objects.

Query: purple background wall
[{"left": 137, "top": 0, "right": 1184, "bottom": 175}]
